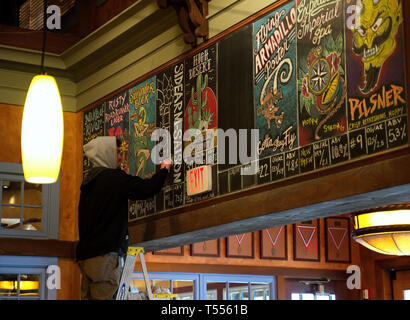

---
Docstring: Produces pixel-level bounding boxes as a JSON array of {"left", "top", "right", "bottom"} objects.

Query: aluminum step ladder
[{"left": 115, "top": 247, "right": 153, "bottom": 300}]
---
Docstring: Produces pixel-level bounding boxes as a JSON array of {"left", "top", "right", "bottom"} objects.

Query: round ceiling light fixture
[{"left": 352, "top": 203, "right": 410, "bottom": 256}]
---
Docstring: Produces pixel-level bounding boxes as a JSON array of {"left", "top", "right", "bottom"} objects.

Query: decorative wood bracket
[{"left": 157, "top": 0, "right": 211, "bottom": 47}]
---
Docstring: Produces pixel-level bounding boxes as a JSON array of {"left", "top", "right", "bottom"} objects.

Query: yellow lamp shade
[
  {"left": 355, "top": 232, "right": 410, "bottom": 256},
  {"left": 21, "top": 75, "right": 64, "bottom": 184},
  {"left": 352, "top": 209, "right": 410, "bottom": 256}
]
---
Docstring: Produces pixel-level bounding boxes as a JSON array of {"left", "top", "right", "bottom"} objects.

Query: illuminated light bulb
[{"left": 21, "top": 75, "right": 64, "bottom": 184}]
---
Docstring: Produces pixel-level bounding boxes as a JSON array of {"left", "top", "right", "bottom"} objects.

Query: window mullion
[
  {"left": 20, "top": 181, "right": 25, "bottom": 228},
  {"left": 17, "top": 273, "right": 21, "bottom": 300}
]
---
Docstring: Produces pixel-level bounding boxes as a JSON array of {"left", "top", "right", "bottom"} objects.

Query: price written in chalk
[
  {"left": 258, "top": 157, "right": 271, "bottom": 184},
  {"left": 349, "top": 128, "right": 367, "bottom": 159},
  {"left": 350, "top": 133, "right": 364, "bottom": 150}
]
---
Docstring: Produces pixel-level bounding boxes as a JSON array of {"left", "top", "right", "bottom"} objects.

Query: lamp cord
[{"left": 40, "top": 0, "right": 47, "bottom": 75}]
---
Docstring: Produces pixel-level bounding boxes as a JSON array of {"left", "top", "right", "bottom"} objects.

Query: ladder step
[{"left": 127, "top": 246, "right": 144, "bottom": 256}]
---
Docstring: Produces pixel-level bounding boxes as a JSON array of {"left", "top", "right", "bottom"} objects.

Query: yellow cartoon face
[{"left": 352, "top": 0, "right": 402, "bottom": 93}]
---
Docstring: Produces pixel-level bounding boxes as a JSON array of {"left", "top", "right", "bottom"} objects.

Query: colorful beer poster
[
  {"left": 253, "top": 0, "right": 298, "bottom": 159},
  {"left": 184, "top": 45, "right": 218, "bottom": 153},
  {"left": 297, "top": 0, "right": 347, "bottom": 146},
  {"left": 345, "top": 0, "right": 407, "bottom": 135},
  {"left": 129, "top": 77, "right": 157, "bottom": 178},
  {"left": 83, "top": 103, "right": 105, "bottom": 145},
  {"left": 104, "top": 90, "right": 130, "bottom": 173},
  {"left": 83, "top": 103, "right": 105, "bottom": 177},
  {"left": 156, "top": 62, "right": 185, "bottom": 209},
  {"left": 128, "top": 77, "right": 157, "bottom": 219},
  {"left": 184, "top": 45, "right": 218, "bottom": 203}
]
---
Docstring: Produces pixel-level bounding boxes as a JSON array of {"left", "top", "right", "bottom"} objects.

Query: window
[
  {"left": 0, "top": 256, "right": 58, "bottom": 300},
  {"left": 404, "top": 290, "right": 410, "bottom": 300},
  {"left": 0, "top": 163, "right": 60, "bottom": 239},
  {"left": 130, "top": 272, "right": 276, "bottom": 300},
  {"left": 130, "top": 272, "right": 198, "bottom": 300},
  {"left": 203, "top": 274, "right": 275, "bottom": 301},
  {"left": 291, "top": 292, "right": 336, "bottom": 300}
]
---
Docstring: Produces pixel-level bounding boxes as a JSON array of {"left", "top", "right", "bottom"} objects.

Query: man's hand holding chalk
[{"left": 160, "top": 159, "right": 173, "bottom": 171}]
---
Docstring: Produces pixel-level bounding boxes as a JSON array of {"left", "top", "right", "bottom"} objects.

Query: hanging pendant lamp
[
  {"left": 352, "top": 203, "right": 410, "bottom": 256},
  {"left": 21, "top": 0, "right": 64, "bottom": 184}
]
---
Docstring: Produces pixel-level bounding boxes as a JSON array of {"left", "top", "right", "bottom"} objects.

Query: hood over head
[{"left": 83, "top": 136, "right": 117, "bottom": 169}]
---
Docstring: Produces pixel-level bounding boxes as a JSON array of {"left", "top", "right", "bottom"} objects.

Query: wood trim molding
[
  {"left": 145, "top": 262, "right": 348, "bottom": 280},
  {"left": 78, "top": 0, "right": 289, "bottom": 115},
  {"left": 0, "top": 238, "right": 76, "bottom": 259}
]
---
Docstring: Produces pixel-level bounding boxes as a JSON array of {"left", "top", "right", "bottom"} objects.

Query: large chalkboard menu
[{"left": 82, "top": 0, "right": 408, "bottom": 222}]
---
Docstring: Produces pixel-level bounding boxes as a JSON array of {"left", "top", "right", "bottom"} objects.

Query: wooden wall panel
[
  {"left": 57, "top": 258, "right": 81, "bottom": 300},
  {"left": 59, "top": 111, "right": 82, "bottom": 241},
  {"left": 0, "top": 103, "right": 82, "bottom": 300},
  {"left": 142, "top": 218, "right": 361, "bottom": 274},
  {"left": 0, "top": 103, "right": 82, "bottom": 242},
  {"left": 0, "top": 104, "right": 23, "bottom": 164}
]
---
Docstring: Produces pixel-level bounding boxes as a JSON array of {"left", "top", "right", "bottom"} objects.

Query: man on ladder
[{"left": 76, "top": 136, "right": 172, "bottom": 300}]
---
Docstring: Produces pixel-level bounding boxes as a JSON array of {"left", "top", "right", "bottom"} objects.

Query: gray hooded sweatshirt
[{"left": 84, "top": 136, "right": 117, "bottom": 169}]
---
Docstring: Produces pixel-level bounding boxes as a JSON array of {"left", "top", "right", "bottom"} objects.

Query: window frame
[
  {"left": 0, "top": 162, "right": 60, "bottom": 239},
  {"left": 0, "top": 255, "right": 58, "bottom": 300},
  {"left": 131, "top": 271, "right": 276, "bottom": 300}
]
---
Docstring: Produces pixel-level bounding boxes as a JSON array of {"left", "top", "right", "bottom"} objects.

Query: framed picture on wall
[
  {"left": 293, "top": 220, "right": 320, "bottom": 261},
  {"left": 325, "top": 217, "right": 351, "bottom": 263},
  {"left": 226, "top": 232, "right": 254, "bottom": 259},
  {"left": 190, "top": 239, "right": 220, "bottom": 257},
  {"left": 260, "top": 226, "right": 287, "bottom": 260},
  {"left": 152, "top": 246, "right": 184, "bottom": 256}
]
